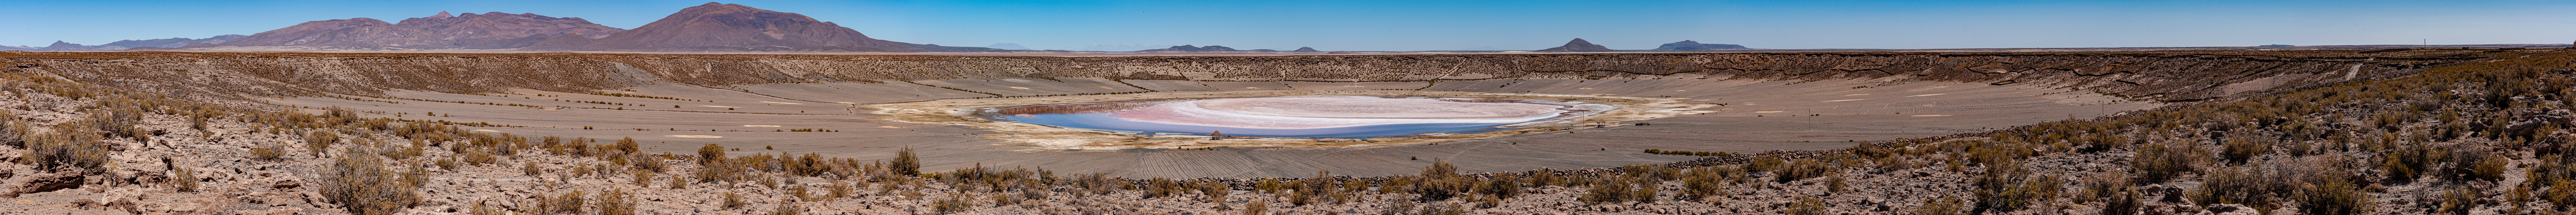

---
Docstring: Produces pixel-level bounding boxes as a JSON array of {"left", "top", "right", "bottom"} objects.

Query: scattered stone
[{"left": 7, "top": 172, "right": 84, "bottom": 197}]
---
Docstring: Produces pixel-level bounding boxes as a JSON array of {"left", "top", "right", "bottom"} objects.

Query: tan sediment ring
[{"left": 864, "top": 90, "right": 1717, "bottom": 150}]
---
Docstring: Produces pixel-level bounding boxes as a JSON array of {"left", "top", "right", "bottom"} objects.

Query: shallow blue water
[{"left": 999, "top": 113, "right": 1529, "bottom": 138}]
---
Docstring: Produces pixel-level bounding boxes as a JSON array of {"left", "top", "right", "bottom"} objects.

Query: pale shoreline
[{"left": 1108, "top": 96, "right": 1574, "bottom": 130}]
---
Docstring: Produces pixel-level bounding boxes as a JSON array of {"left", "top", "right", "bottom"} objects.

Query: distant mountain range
[
  {"left": 1132, "top": 45, "right": 1239, "bottom": 52},
  {"left": 524, "top": 3, "right": 997, "bottom": 52},
  {"left": 212, "top": 11, "right": 624, "bottom": 49},
  {"left": 1536, "top": 38, "right": 1616, "bottom": 52},
  {"left": 1526, "top": 39, "right": 1753, "bottom": 52},
  {"left": 2, "top": 3, "right": 1000, "bottom": 52},
  {"left": 1066, "top": 44, "right": 1174, "bottom": 52},
  {"left": 2, "top": 3, "right": 1800, "bottom": 53},
  {"left": 3, "top": 35, "right": 247, "bottom": 51},
  {"left": 984, "top": 43, "right": 1031, "bottom": 50},
  {"left": 1652, "top": 40, "right": 1750, "bottom": 50},
  {"left": 1122, "top": 45, "right": 1327, "bottom": 52}
]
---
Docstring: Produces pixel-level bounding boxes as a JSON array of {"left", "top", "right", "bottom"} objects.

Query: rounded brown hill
[
  {"left": 530, "top": 2, "right": 993, "bottom": 52},
  {"left": 218, "top": 11, "right": 624, "bottom": 49}
]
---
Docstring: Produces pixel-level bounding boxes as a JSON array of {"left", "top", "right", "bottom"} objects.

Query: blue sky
[{"left": 3, "top": 0, "right": 2571, "bottom": 51}]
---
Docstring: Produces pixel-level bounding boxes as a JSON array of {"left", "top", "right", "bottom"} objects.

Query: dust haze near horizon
[{"left": 2, "top": 0, "right": 2571, "bottom": 51}]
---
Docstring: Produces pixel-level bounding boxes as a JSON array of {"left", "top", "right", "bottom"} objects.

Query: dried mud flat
[{"left": 865, "top": 90, "right": 1713, "bottom": 150}]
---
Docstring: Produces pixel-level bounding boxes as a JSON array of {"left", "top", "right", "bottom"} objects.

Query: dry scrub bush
[
  {"left": 697, "top": 143, "right": 724, "bottom": 164},
  {"left": 933, "top": 194, "right": 975, "bottom": 214},
  {"left": 2299, "top": 173, "right": 2372, "bottom": 215},
  {"left": 1773, "top": 158, "right": 1832, "bottom": 183},
  {"left": 598, "top": 189, "right": 638, "bottom": 215},
  {"left": 1241, "top": 200, "right": 1266, "bottom": 215},
  {"left": 305, "top": 130, "right": 338, "bottom": 156},
  {"left": 2436, "top": 186, "right": 2478, "bottom": 215},
  {"left": 435, "top": 158, "right": 457, "bottom": 170},
  {"left": 0, "top": 119, "right": 25, "bottom": 147},
  {"left": 382, "top": 140, "right": 424, "bottom": 160},
  {"left": 1188, "top": 181, "right": 1225, "bottom": 203},
  {"left": 1678, "top": 167, "right": 1730, "bottom": 201},
  {"left": 2131, "top": 142, "right": 2209, "bottom": 183},
  {"left": 469, "top": 202, "right": 504, "bottom": 215},
  {"left": 696, "top": 157, "right": 748, "bottom": 183},
  {"left": 1916, "top": 195, "right": 1966, "bottom": 215},
  {"left": 23, "top": 126, "right": 109, "bottom": 173},
  {"left": 1377, "top": 201, "right": 1414, "bottom": 215},
  {"left": 1528, "top": 168, "right": 1562, "bottom": 187},
  {"left": 1972, "top": 161, "right": 2062, "bottom": 212},
  {"left": 768, "top": 203, "right": 800, "bottom": 215},
  {"left": 1786, "top": 196, "right": 1829, "bottom": 215},
  {"left": 1746, "top": 157, "right": 1784, "bottom": 173},
  {"left": 2078, "top": 132, "right": 2131, "bottom": 153},
  {"left": 86, "top": 107, "right": 146, "bottom": 142},
  {"left": 1143, "top": 177, "right": 1180, "bottom": 199},
  {"left": 892, "top": 147, "right": 921, "bottom": 176},
  {"left": 2548, "top": 180, "right": 2576, "bottom": 211},
  {"left": 463, "top": 151, "right": 496, "bottom": 166},
  {"left": 1411, "top": 159, "right": 1472, "bottom": 202},
  {"left": 2439, "top": 145, "right": 2505, "bottom": 181},
  {"left": 2220, "top": 137, "right": 2272, "bottom": 164},
  {"left": 1578, "top": 176, "right": 1659, "bottom": 204},
  {"left": 2382, "top": 141, "right": 2441, "bottom": 181},
  {"left": 2077, "top": 172, "right": 2131, "bottom": 203},
  {"left": 250, "top": 144, "right": 286, "bottom": 161},
  {"left": 316, "top": 148, "right": 421, "bottom": 215},
  {"left": 2189, "top": 166, "right": 2283, "bottom": 208},
  {"left": 171, "top": 166, "right": 200, "bottom": 192},
  {"left": 1472, "top": 175, "right": 1521, "bottom": 201},
  {"left": 2099, "top": 187, "right": 2144, "bottom": 215},
  {"left": 632, "top": 170, "right": 653, "bottom": 186},
  {"left": 722, "top": 192, "right": 748, "bottom": 209},
  {"left": 531, "top": 190, "right": 587, "bottom": 214},
  {"left": 831, "top": 182, "right": 857, "bottom": 200},
  {"left": 611, "top": 137, "right": 639, "bottom": 156}
]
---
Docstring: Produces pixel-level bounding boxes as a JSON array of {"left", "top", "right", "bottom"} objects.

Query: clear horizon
[{"left": 3, "top": 0, "right": 2572, "bottom": 51}]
